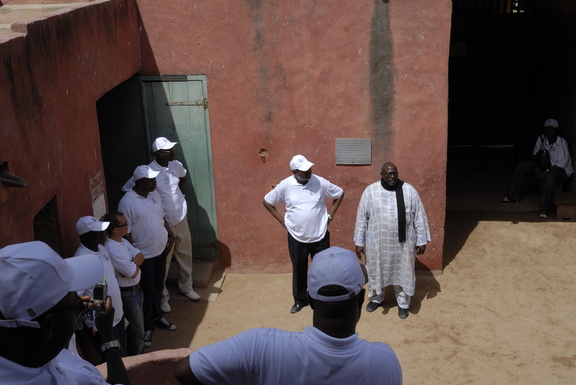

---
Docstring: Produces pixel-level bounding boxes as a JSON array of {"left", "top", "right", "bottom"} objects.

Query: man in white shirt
[
  {"left": 0, "top": 241, "right": 130, "bottom": 385},
  {"left": 148, "top": 137, "right": 200, "bottom": 314},
  {"left": 74, "top": 216, "right": 126, "bottom": 357},
  {"left": 173, "top": 246, "right": 402, "bottom": 385},
  {"left": 103, "top": 211, "right": 145, "bottom": 356},
  {"left": 502, "top": 118, "right": 574, "bottom": 218},
  {"left": 118, "top": 165, "right": 177, "bottom": 348},
  {"left": 263, "top": 155, "right": 344, "bottom": 314}
]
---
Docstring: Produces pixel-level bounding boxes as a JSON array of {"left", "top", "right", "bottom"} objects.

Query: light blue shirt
[{"left": 190, "top": 326, "right": 402, "bottom": 385}]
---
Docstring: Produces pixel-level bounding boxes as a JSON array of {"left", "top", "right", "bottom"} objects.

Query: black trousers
[{"left": 287, "top": 231, "right": 330, "bottom": 306}]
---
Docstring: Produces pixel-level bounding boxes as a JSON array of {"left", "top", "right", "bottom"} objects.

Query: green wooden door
[{"left": 140, "top": 75, "right": 217, "bottom": 260}]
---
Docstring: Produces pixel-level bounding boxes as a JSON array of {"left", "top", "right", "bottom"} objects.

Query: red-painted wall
[
  {"left": 0, "top": 0, "right": 140, "bottom": 257},
  {"left": 136, "top": 0, "right": 451, "bottom": 274},
  {"left": 1, "top": 0, "right": 449, "bottom": 273}
]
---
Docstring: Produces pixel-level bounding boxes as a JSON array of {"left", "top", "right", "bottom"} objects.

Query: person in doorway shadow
[{"left": 502, "top": 118, "right": 573, "bottom": 219}]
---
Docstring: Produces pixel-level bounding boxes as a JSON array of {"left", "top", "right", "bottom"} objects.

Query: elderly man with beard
[
  {"left": 354, "top": 162, "right": 431, "bottom": 319},
  {"left": 263, "top": 155, "right": 344, "bottom": 314}
]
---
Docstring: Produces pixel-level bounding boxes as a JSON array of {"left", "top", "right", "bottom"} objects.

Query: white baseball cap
[
  {"left": 0, "top": 241, "right": 104, "bottom": 329},
  {"left": 76, "top": 216, "right": 110, "bottom": 236},
  {"left": 307, "top": 246, "right": 366, "bottom": 302},
  {"left": 290, "top": 155, "right": 314, "bottom": 172},
  {"left": 544, "top": 119, "right": 559, "bottom": 129},
  {"left": 152, "top": 137, "right": 178, "bottom": 153},
  {"left": 133, "top": 165, "right": 160, "bottom": 181}
]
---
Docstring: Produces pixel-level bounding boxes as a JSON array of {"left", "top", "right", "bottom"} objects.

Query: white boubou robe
[{"left": 354, "top": 181, "right": 431, "bottom": 297}]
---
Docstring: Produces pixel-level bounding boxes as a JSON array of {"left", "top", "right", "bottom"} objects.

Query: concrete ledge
[
  {"left": 96, "top": 348, "right": 192, "bottom": 385},
  {"left": 554, "top": 192, "right": 576, "bottom": 220}
]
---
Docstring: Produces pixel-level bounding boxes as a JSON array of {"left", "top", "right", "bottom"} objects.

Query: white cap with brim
[
  {"left": 133, "top": 165, "right": 160, "bottom": 181},
  {"left": 307, "top": 246, "right": 366, "bottom": 303},
  {"left": 0, "top": 241, "right": 104, "bottom": 329},
  {"left": 76, "top": 216, "right": 110, "bottom": 236},
  {"left": 290, "top": 155, "right": 314, "bottom": 172},
  {"left": 544, "top": 119, "right": 559, "bottom": 129},
  {"left": 152, "top": 137, "right": 178, "bottom": 153}
]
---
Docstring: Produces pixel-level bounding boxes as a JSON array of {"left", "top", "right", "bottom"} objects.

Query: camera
[{"left": 93, "top": 280, "right": 108, "bottom": 311}]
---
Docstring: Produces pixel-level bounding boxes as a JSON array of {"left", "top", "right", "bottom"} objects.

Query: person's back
[
  {"left": 174, "top": 246, "right": 402, "bottom": 385},
  {"left": 189, "top": 326, "right": 401, "bottom": 385}
]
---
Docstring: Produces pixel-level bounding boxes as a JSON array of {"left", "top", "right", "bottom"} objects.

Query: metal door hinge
[{"left": 165, "top": 97, "right": 208, "bottom": 109}]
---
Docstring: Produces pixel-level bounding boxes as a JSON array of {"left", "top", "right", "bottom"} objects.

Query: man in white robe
[{"left": 354, "top": 162, "right": 431, "bottom": 319}]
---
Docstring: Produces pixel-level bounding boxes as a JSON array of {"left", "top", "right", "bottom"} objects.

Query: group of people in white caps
[
  {"left": 1, "top": 151, "right": 431, "bottom": 385},
  {"left": 117, "top": 136, "right": 201, "bottom": 350}
]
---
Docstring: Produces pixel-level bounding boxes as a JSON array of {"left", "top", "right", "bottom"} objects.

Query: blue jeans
[
  {"left": 120, "top": 285, "right": 145, "bottom": 355},
  {"left": 113, "top": 316, "right": 127, "bottom": 357}
]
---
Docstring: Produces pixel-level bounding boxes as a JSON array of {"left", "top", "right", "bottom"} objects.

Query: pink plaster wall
[
  {"left": 137, "top": 0, "right": 451, "bottom": 274},
  {"left": 0, "top": 0, "right": 140, "bottom": 256}
]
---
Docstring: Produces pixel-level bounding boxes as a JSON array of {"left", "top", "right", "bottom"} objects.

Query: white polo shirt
[
  {"left": 148, "top": 159, "right": 188, "bottom": 226},
  {"left": 105, "top": 238, "right": 141, "bottom": 288},
  {"left": 118, "top": 189, "right": 168, "bottom": 259},
  {"left": 264, "top": 174, "right": 343, "bottom": 243},
  {"left": 189, "top": 327, "right": 402, "bottom": 385}
]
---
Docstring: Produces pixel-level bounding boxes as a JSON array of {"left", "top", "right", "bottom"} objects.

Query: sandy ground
[
  {"left": 149, "top": 209, "right": 576, "bottom": 385},
  {"left": 148, "top": 147, "right": 576, "bottom": 384}
]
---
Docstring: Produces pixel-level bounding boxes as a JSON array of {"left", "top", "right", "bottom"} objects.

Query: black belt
[{"left": 120, "top": 283, "right": 141, "bottom": 292}]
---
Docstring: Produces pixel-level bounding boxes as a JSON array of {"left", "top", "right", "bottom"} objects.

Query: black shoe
[
  {"left": 154, "top": 317, "right": 177, "bottom": 331},
  {"left": 290, "top": 303, "right": 306, "bottom": 314},
  {"left": 144, "top": 330, "right": 152, "bottom": 348},
  {"left": 366, "top": 301, "right": 381, "bottom": 313},
  {"left": 398, "top": 307, "right": 409, "bottom": 319}
]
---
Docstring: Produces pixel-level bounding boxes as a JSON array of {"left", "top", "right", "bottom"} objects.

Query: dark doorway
[{"left": 447, "top": 0, "right": 576, "bottom": 212}]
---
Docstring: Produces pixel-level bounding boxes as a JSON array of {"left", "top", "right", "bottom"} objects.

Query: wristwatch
[{"left": 100, "top": 339, "right": 121, "bottom": 353}]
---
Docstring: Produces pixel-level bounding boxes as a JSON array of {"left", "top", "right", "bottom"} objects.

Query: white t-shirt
[
  {"left": 104, "top": 238, "right": 141, "bottom": 288},
  {"left": 74, "top": 244, "right": 123, "bottom": 327},
  {"left": 54, "top": 349, "right": 111, "bottom": 385},
  {"left": 264, "top": 175, "right": 343, "bottom": 243},
  {"left": 0, "top": 354, "right": 81, "bottom": 385},
  {"left": 190, "top": 327, "right": 402, "bottom": 385},
  {"left": 533, "top": 135, "right": 574, "bottom": 177},
  {"left": 148, "top": 159, "right": 188, "bottom": 226},
  {"left": 118, "top": 189, "right": 168, "bottom": 258}
]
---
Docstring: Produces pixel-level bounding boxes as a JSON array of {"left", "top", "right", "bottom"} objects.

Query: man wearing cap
[
  {"left": 118, "top": 165, "right": 177, "bottom": 348},
  {"left": 0, "top": 241, "right": 130, "bottom": 384},
  {"left": 103, "top": 210, "right": 145, "bottom": 356},
  {"left": 502, "top": 118, "right": 573, "bottom": 218},
  {"left": 263, "top": 155, "right": 344, "bottom": 314},
  {"left": 173, "top": 246, "right": 402, "bottom": 385},
  {"left": 148, "top": 137, "right": 200, "bottom": 314},
  {"left": 74, "top": 216, "right": 126, "bottom": 358},
  {"left": 354, "top": 162, "right": 431, "bottom": 319}
]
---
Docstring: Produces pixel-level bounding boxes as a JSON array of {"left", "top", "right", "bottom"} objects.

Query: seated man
[
  {"left": 502, "top": 118, "right": 574, "bottom": 218},
  {"left": 0, "top": 241, "right": 130, "bottom": 384},
  {"left": 173, "top": 246, "right": 402, "bottom": 385}
]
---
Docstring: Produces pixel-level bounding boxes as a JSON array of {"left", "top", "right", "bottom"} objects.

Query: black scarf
[{"left": 381, "top": 178, "right": 406, "bottom": 242}]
